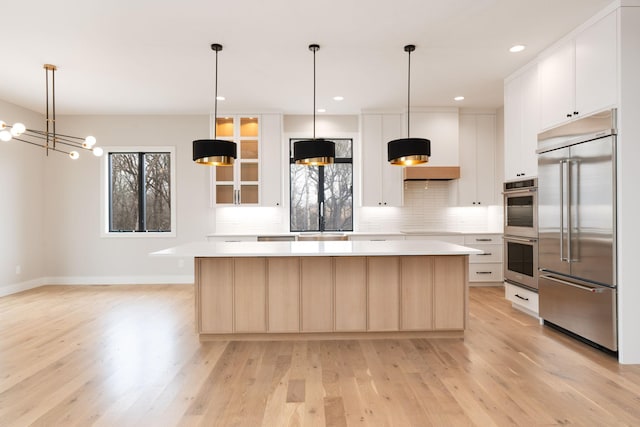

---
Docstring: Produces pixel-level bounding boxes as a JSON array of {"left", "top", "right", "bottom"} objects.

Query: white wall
[
  {"left": 0, "top": 100, "right": 47, "bottom": 295},
  {"left": 42, "top": 114, "right": 211, "bottom": 284},
  {"left": 616, "top": 5, "right": 640, "bottom": 364}
]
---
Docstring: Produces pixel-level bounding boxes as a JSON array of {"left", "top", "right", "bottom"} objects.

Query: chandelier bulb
[
  {"left": 69, "top": 151, "right": 80, "bottom": 160},
  {"left": 84, "top": 135, "right": 97, "bottom": 147},
  {"left": 92, "top": 147, "right": 104, "bottom": 157},
  {"left": 0, "top": 129, "right": 12, "bottom": 142},
  {"left": 12, "top": 123, "right": 26, "bottom": 135}
]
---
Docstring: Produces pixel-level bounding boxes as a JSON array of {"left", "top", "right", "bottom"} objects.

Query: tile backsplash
[
  {"left": 215, "top": 180, "right": 503, "bottom": 234},
  {"left": 358, "top": 181, "right": 503, "bottom": 233}
]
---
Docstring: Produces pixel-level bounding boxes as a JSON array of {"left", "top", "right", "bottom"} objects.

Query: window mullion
[
  {"left": 138, "top": 152, "right": 146, "bottom": 232},
  {"left": 318, "top": 166, "right": 325, "bottom": 232}
]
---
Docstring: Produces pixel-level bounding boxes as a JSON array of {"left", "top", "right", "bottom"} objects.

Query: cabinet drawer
[
  {"left": 464, "top": 234, "right": 502, "bottom": 245},
  {"left": 469, "top": 263, "right": 503, "bottom": 282},
  {"left": 505, "top": 282, "right": 539, "bottom": 315},
  {"left": 468, "top": 244, "right": 502, "bottom": 263}
]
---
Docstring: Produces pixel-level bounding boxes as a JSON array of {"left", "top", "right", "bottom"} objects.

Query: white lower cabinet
[
  {"left": 504, "top": 282, "right": 539, "bottom": 317},
  {"left": 463, "top": 234, "right": 503, "bottom": 284}
]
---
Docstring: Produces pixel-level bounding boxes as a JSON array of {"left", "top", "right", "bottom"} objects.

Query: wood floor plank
[{"left": 1, "top": 285, "right": 640, "bottom": 426}]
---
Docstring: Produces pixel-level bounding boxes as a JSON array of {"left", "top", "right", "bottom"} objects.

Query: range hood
[{"left": 403, "top": 166, "right": 460, "bottom": 181}]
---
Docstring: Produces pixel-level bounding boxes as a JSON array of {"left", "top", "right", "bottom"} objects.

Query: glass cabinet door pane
[
  {"left": 240, "top": 163, "right": 259, "bottom": 182},
  {"left": 216, "top": 117, "right": 234, "bottom": 138},
  {"left": 240, "top": 117, "right": 259, "bottom": 137},
  {"left": 240, "top": 185, "right": 259, "bottom": 204},
  {"left": 240, "top": 140, "right": 259, "bottom": 159},
  {"left": 216, "top": 165, "right": 234, "bottom": 181},
  {"left": 216, "top": 185, "right": 235, "bottom": 204}
]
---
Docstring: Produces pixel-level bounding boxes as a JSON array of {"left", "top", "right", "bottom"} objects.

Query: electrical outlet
[{"left": 15, "top": 265, "right": 21, "bottom": 275}]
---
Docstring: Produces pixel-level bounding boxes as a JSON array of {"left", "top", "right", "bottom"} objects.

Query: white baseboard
[
  {"left": 1, "top": 275, "right": 194, "bottom": 296},
  {"left": 0, "top": 277, "right": 48, "bottom": 297}
]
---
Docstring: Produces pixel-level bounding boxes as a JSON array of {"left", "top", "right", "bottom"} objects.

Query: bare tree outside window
[
  {"left": 109, "top": 152, "right": 171, "bottom": 232},
  {"left": 289, "top": 139, "right": 353, "bottom": 232}
]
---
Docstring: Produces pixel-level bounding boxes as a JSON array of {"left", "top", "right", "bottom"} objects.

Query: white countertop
[{"left": 151, "top": 240, "right": 483, "bottom": 258}]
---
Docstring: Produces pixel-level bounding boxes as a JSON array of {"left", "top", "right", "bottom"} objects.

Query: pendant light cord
[
  {"left": 407, "top": 47, "right": 411, "bottom": 138},
  {"left": 214, "top": 47, "right": 218, "bottom": 140},
  {"left": 313, "top": 46, "right": 316, "bottom": 140}
]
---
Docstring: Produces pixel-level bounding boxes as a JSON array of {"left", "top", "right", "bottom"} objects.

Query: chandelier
[{"left": 0, "top": 64, "right": 103, "bottom": 159}]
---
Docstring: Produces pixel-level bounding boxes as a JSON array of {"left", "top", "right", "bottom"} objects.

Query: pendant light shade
[
  {"left": 293, "top": 44, "right": 335, "bottom": 166},
  {"left": 193, "top": 43, "right": 237, "bottom": 166},
  {"left": 387, "top": 44, "right": 431, "bottom": 166}
]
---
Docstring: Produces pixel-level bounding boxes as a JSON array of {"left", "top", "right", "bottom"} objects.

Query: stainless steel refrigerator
[{"left": 537, "top": 109, "right": 617, "bottom": 352}]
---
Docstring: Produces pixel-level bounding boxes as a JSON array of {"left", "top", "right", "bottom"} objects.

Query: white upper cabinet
[
  {"left": 538, "top": 11, "right": 617, "bottom": 130},
  {"left": 574, "top": 11, "right": 618, "bottom": 118},
  {"left": 538, "top": 41, "right": 575, "bottom": 130},
  {"left": 408, "top": 109, "right": 459, "bottom": 166},
  {"left": 212, "top": 113, "right": 282, "bottom": 206},
  {"left": 504, "top": 65, "right": 539, "bottom": 180},
  {"left": 458, "top": 113, "right": 497, "bottom": 206},
  {"left": 361, "top": 113, "right": 403, "bottom": 207},
  {"left": 260, "top": 113, "right": 283, "bottom": 207}
]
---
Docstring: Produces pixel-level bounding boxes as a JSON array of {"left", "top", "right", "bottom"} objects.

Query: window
[
  {"left": 103, "top": 147, "right": 176, "bottom": 236},
  {"left": 289, "top": 138, "right": 353, "bottom": 232}
]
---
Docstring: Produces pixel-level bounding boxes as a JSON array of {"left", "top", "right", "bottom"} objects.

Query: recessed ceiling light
[
  {"left": 216, "top": 96, "right": 225, "bottom": 101},
  {"left": 509, "top": 45, "right": 526, "bottom": 53},
  {"left": 333, "top": 96, "right": 344, "bottom": 101},
  {"left": 317, "top": 108, "right": 326, "bottom": 113},
  {"left": 454, "top": 96, "right": 465, "bottom": 101}
]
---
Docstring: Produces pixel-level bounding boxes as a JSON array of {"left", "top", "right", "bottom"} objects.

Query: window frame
[
  {"left": 101, "top": 146, "right": 177, "bottom": 238},
  {"left": 289, "top": 138, "right": 354, "bottom": 232}
]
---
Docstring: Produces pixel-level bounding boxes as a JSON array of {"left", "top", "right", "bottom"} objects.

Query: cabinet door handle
[
  {"left": 476, "top": 271, "right": 493, "bottom": 275},
  {"left": 566, "top": 113, "right": 573, "bottom": 118},
  {"left": 475, "top": 238, "right": 492, "bottom": 242},
  {"left": 477, "top": 252, "right": 492, "bottom": 256},
  {"left": 515, "top": 293, "right": 529, "bottom": 301}
]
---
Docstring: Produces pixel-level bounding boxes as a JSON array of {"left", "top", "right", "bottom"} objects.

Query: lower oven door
[
  {"left": 504, "top": 236, "right": 538, "bottom": 290},
  {"left": 539, "top": 273, "right": 617, "bottom": 351}
]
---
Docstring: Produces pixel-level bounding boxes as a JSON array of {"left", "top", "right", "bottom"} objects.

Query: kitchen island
[{"left": 152, "top": 240, "right": 481, "bottom": 340}]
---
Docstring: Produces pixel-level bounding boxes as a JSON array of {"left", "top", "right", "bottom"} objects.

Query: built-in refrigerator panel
[
  {"left": 538, "top": 147, "right": 571, "bottom": 276},
  {"left": 537, "top": 109, "right": 617, "bottom": 352},
  {"left": 538, "top": 274, "right": 617, "bottom": 351},
  {"left": 570, "top": 135, "right": 615, "bottom": 286}
]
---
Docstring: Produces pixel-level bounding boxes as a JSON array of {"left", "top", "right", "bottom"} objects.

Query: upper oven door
[{"left": 504, "top": 188, "right": 538, "bottom": 238}]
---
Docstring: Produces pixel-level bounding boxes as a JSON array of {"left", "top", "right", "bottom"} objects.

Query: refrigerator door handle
[
  {"left": 559, "top": 160, "right": 567, "bottom": 262},
  {"left": 540, "top": 274, "right": 604, "bottom": 293},
  {"left": 567, "top": 159, "right": 573, "bottom": 264}
]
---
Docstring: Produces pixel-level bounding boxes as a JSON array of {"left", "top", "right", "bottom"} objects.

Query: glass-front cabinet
[
  {"left": 214, "top": 116, "right": 260, "bottom": 205},
  {"left": 212, "top": 113, "right": 282, "bottom": 206}
]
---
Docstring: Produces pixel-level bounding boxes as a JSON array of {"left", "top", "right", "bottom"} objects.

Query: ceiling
[{"left": 0, "top": 0, "right": 613, "bottom": 116}]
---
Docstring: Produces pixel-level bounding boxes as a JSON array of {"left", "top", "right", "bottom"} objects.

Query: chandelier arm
[
  {"left": 16, "top": 131, "right": 87, "bottom": 149},
  {"left": 13, "top": 137, "right": 72, "bottom": 155},
  {"left": 26, "top": 128, "right": 87, "bottom": 141},
  {"left": 52, "top": 66, "right": 56, "bottom": 151}
]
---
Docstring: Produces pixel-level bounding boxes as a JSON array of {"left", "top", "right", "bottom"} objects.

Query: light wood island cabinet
[{"left": 194, "top": 251, "right": 471, "bottom": 339}]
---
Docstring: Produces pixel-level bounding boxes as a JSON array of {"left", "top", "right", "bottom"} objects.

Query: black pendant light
[
  {"left": 387, "top": 44, "right": 431, "bottom": 166},
  {"left": 293, "top": 44, "right": 335, "bottom": 166},
  {"left": 193, "top": 43, "right": 237, "bottom": 166}
]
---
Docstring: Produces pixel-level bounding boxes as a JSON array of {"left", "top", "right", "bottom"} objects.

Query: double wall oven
[{"left": 504, "top": 178, "right": 539, "bottom": 291}]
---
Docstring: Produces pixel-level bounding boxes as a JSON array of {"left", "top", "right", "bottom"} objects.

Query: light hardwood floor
[{"left": 1, "top": 285, "right": 639, "bottom": 426}]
